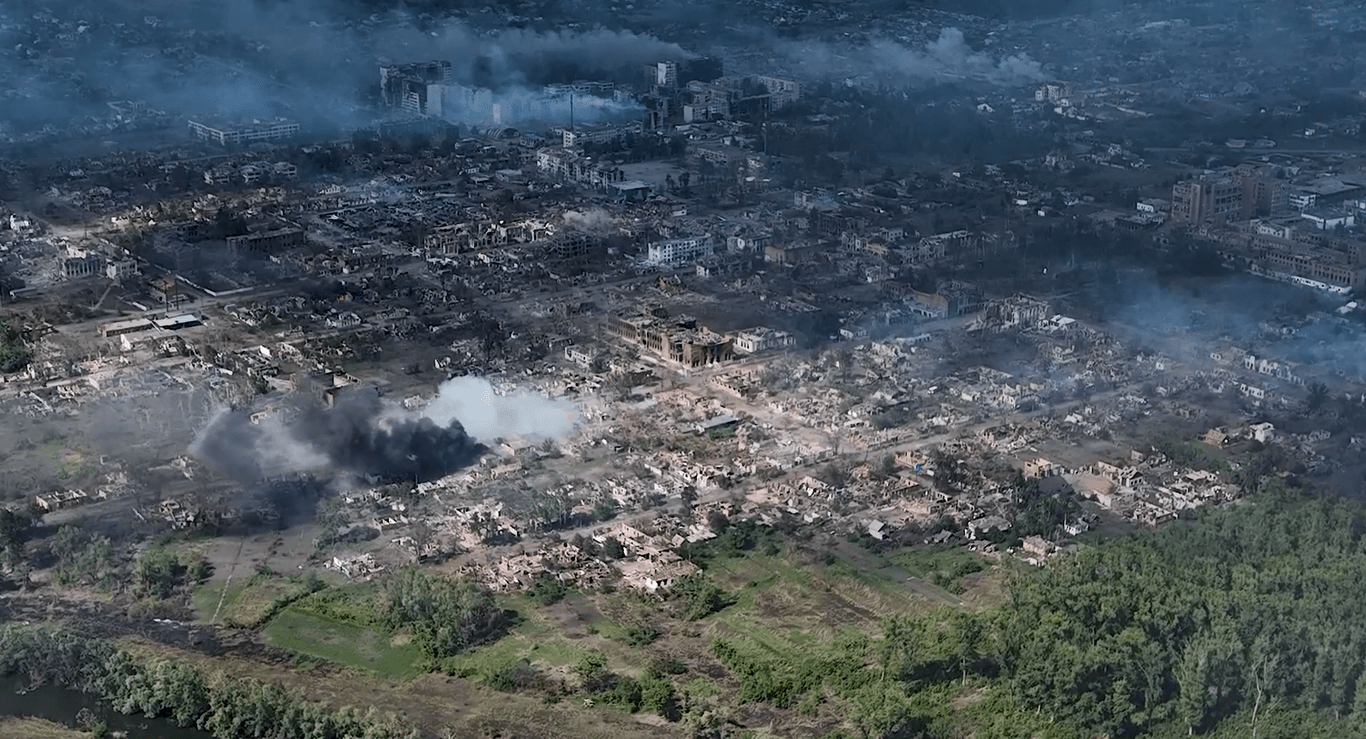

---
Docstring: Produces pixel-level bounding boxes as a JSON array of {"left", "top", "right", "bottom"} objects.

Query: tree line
[{"left": 0, "top": 626, "right": 417, "bottom": 739}]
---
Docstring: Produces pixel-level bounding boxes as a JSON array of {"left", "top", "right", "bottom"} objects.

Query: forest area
[{"left": 696, "top": 488, "right": 1366, "bottom": 739}]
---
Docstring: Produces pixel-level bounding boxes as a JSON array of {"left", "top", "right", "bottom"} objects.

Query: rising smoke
[
  {"left": 384, "top": 24, "right": 694, "bottom": 90},
  {"left": 777, "top": 27, "right": 1046, "bottom": 87},
  {"left": 0, "top": 0, "right": 691, "bottom": 134},
  {"left": 562, "top": 208, "right": 618, "bottom": 235},
  {"left": 422, "top": 376, "right": 580, "bottom": 444},
  {"left": 190, "top": 377, "right": 578, "bottom": 485},
  {"left": 1101, "top": 271, "right": 1366, "bottom": 381},
  {"left": 439, "top": 86, "right": 644, "bottom": 129}
]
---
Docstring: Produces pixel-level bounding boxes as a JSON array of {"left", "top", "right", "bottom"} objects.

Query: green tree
[
  {"left": 847, "top": 683, "right": 914, "bottom": 739},
  {"left": 136, "top": 548, "right": 188, "bottom": 599},
  {"left": 950, "top": 611, "right": 983, "bottom": 686},
  {"left": 1307, "top": 381, "right": 1329, "bottom": 412},
  {"left": 668, "top": 574, "right": 732, "bottom": 620},
  {"left": 50, "top": 525, "right": 116, "bottom": 587},
  {"left": 879, "top": 615, "right": 920, "bottom": 682},
  {"left": 0, "top": 321, "right": 31, "bottom": 374},
  {"left": 379, "top": 568, "right": 507, "bottom": 659},
  {"left": 0, "top": 508, "right": 32, "bottom": 568}
]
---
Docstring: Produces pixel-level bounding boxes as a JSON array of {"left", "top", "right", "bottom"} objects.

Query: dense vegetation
[
  {"left": 0, "top": 508, "right": 34, "bottom": 568},
  {"left": 0, "top": 626, "right": 416, "bottom": 739},
  {"left": 677, "top": 516, "right": 784, "bottom": 568},
  {"left": 690, "top": 491, "right": 1366, "bottom": 739},
  {"left": 48, "top": 525, "right": 117, "bottom": 588},
  {"left": 379, "top": 568, "right": 510, "bottom": 660},
  {"left": 12, "top": 471, "right": 1364, "bottom": 739},
  {"left": 1002, "top": 492, "right": 1366, "bottom": 737},
  {"left": 572, "top": 650, "right": 679, "bottom": 717},
  {"left": 0, "top": 320, "right": 29, "bottom": 374},
  {"left": 135, "top": 547, "right": 211, "bottom": 600}
]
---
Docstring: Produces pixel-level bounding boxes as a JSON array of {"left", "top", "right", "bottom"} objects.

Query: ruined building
[
  {"left": 605, "top": 313, "right": 734, "bottom": 368},
  {"left": 1172, "top": 176, "right": 1241, "bottom": 224},
  {"left": 380, "top": 60, "right": 453, "bottom": 116}
]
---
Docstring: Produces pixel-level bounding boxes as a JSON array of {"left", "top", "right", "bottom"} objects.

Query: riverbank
[
  {"left": 0, "top": 716, "right": 93, "bottom": 739},
  {"left": 0, "top": 673, "right": 208, "bottom": 739}
]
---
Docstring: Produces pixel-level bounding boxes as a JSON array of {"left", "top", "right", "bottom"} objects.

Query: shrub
[
  {"left": 667, "top": 574, "right": 733, "bottom": 621},
  {"left": 620, "top": 622, "right": 660, "bottom": 647}
]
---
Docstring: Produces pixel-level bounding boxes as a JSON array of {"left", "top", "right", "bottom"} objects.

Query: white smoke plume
[
  {"left": 563, "top": 208, "right": 618, "bottom": 234},
  {"left": 781, "top": 27, "right": 1045, "bottom": 88},
  {"left": 436, "top": 86, "right": 644, "bottom": 129},
  {"left": 421, "top": 376, "right": 580, "bottom": 444},
  {"left": 0, "top": 0, "right": 691, "bottom": 135}
]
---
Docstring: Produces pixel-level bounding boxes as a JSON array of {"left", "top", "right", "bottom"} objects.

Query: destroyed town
[{"left": 6, "top": 0, "right": 1366, "bottom": 738}]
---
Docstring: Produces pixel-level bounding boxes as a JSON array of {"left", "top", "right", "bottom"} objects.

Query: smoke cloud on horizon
[
  {"left": 774, "top": 27, "right": 1046, "bottom": 88},
  {"left": 0, "top": 0, "right": 691, "bottom": 134}
]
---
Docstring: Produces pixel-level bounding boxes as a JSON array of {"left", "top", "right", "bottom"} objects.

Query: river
[{"left": 0, "top": 675, "right": 212, "bottom": 739}]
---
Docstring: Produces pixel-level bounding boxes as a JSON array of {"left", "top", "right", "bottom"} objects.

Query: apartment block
[{"left": 1172, "top": 176, "right": 1242, "bottom": 223}]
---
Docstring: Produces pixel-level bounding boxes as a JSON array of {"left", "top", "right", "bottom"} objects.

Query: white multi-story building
[
  {"left": 756, "top": 76, "right": 801, "bottom": 109},
  {"left": 563, "top": 125, "right": 624, "bottom": 149},
  {"left": 732, "top": 327, "right": 795, "bottom": 354},
  {"left": 203, "top": 165, "right": 235, "bottom": 185},
  {"left": 188, "top": 118, "right": 299, "bottom": 145},
  {"left": 655, "top": 61, "right": 679, "bottom": 87},
  {"left": 536, "top": 148, "right": 625, "bottom": 190},
  {"left": 647, "top": 235, "right": 715, "bottom": 267}
]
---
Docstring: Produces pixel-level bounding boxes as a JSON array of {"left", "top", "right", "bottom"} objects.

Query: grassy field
[
  {"left": 175, "top": 540, "right": 1007, "bottom": 738},
  {"left": 192, "top": 580, "right": 245, "bottom": 624},
  {"left": 431, "top": 550, "right": 935, "bottom": 695},
  {"left": 262, "top": 607, "right": 425, "bottom": 679},
  {"left": 120, "top": 637, "right": 684, "bottom": 739},
  {"left": 222, "top": 576, "right": 311, "bottom": 628},
  {"left": 709, "top": 550, "right": 931, "bottom": 639},
  {"left": 890, "top": 545, "right": 987, "bottom": 593},
  {"left": 439, "top": 591, "right": 652, "bottom": 684},
  {"left": 440, "top": 627, "right": 592, "bottom": 679},
  {"left": 0, "top": 717, "right": 92, "bottom": 739}
]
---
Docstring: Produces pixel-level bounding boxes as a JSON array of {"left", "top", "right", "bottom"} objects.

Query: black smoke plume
[{"left": 191, "top": 386, "right": 486, "bottom": 486}]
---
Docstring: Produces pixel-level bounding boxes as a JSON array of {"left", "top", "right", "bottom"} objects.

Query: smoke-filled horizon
[
  {"left": 434, "top": 86, "right": 646, "bottom": 129},
  {"left": 0, "top": 0, "right": 692, "bottom": 134},
  {"left": 770, "top": 27, "right": 1046, "bottom": 88},
  {"left": 189, "top": 376, "right": 579, "bottom": 486}
]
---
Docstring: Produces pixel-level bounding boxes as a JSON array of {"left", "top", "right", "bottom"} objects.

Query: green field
[
  {"left": 227, "top": 578, "right": 310, "bottom": 628},
  {"left": 437, "top": 551, "right": 938, "bottom": 693},
  {"left": 212, "top": 541, "right": 1005, "bottom": 736},
  {"left": 193, "top": 573, "right": 315, "bottom": 627},
  {"left": 440, "top": 629, "right": 592, "bottom": 678},
  {"left": 708, "top": 551, "right": 930, "bottom": 642},
  {"left": 192, "top": 580, "right": 245, "bottom": 624},
  {"left": 890, "top": 545, "right": 986, "bottom": 592},
  {"left": 262, "top": 608, "right": 425, "bottom": 679}
]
